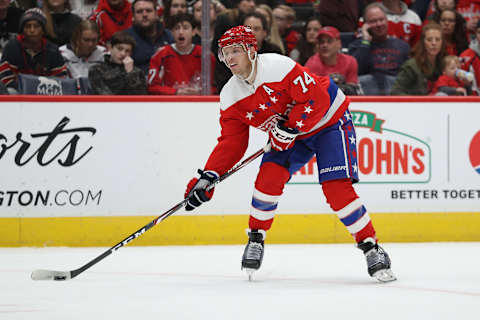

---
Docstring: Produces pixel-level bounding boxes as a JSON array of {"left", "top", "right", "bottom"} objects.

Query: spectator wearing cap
[
  {"left": 460, "top": 20, "right": 480, "bottom": 95},
  {"left": 0, "top": 8, "right": 67, "bottom": 92},
  {"left": 90, "top": 0, "right": 133, "bottom": 46},
  {"left": 348, "top": 3, "right": 410, "bottom": 95},
  {"left": 305, "top": 26, "right": 359, "bottom": 94},
  {"left": 0, "top": 0, "right": 24, "bottom": 56}
]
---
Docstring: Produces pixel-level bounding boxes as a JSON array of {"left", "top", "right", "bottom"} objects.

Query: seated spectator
[
  {"left": 0, "top": 0, "right": 24, "bottom": 56},
  {"left": 433, "top": 8, "right": 468, "bottom": 55},
  {"left": 272, "top": 4, "right": 300, "bottom": 55},
  {"left": 431, "top": 55, "right": 471, "bottom": 95},
  {"left": 148, "top": 13, "right": 215, "bottom": 95},
  {"left": 290, "top": 16, "right": 322, "bottom": 65},
  {"left": 255, "top": 4, "right": 285, "bottom": 54},
  {"left": 391, "top": 23, "right": 446, "bottom": 95},
  {"left": 375, "top": 0, "right": 422, "bottom": 47},
  {"left": 305, "top": 26, "right": 360, "bottom": 94},
  {"left": 457, "top": 0, "right": 480, "bottom": 38},
  {"left": 212, "top": 0, "right": 255, "bottom": 92},
  {"left": 126, "top": 0, "right": 173, "bottom": 74},
  {"left": 71, "top": 0, "right": 97, "bottom": 19},
  {"left": 162, "top": 0, "right": 187, "bottom": 29},
  {"left": 90, "top": 0, "right": 133, "bottom": 46},
  {"left": 0, "top": 8, "right": 67, "bottom": 92},
  {"left": 460, "top": 20, "right": 480, "bottom": 95},
  {"left": 42, "top": 0, "right": 82, "bottom": 47},
  {"left": 60, "top": 20, "right": 106, "bottom": 79},
  {"left": 315, "top": 0, "right": 369, "bottom": 32},
  {"left": 243, "top": 12, "right": 282, "bottom": 54},
  {"left": 423, "top": 0, "right": 457, "bottom": 24},
  {"left": 89, "top": 31, "right": 147, "bottom": 94},
  {"left": 349, "top": 3, "right": 410, "bottom": 95},
  {"left": 192, "top": 0, "right": 222, "bottom": 46}
]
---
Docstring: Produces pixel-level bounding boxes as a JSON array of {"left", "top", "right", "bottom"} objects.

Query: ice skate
[
  {"left": 357, "top": 238, "right": 397, "bottom": 283},
  {"left": 241, "top": 229, "right": 265, "bottom": 281}
]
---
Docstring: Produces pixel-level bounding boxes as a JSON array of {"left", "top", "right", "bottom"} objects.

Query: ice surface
[{"left": 1, "top": 243, "right": 479, "bottom": 320}]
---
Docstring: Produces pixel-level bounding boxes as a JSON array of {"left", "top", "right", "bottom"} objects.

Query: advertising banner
[{"left": 0, "top": 99, "right": 479, "bottom": 218}]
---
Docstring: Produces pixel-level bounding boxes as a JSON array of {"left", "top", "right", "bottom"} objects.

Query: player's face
[
  {"left": 76, "top": 29, "right": 99, "bottom": 58},
  {"left": 365, "top": 7, "right": 388, "bottom": 39},
  {"left": 318, "top": 35, "right": 340, "bottom": 59},
  {"left": 305, "top": 20, "right": 321, "bottom": 44},
  {"left": 133, "top": 0, "right": 157, "bottom": 28},
  {"left": 424, "top": 29, "right": 442, "bottom": 58},
  {"left": 172, "top": 21, "right": 193, "bottom": 49},
  {"left": 244, "top": 17, "right": 267, "bottom": 46},
  {"left": 222, "top": 44, "right": 252, "bottom": 78},
  {"left": 170, "top": 0, "right": 187, "bottom": 16},
  {"left": 110, "top": 43, "right": 132, "bottom": 64},
  {"left": 439, "top": 10, "right": 456, "bottom": 35},
  {"left": 23, "top": 20, "right": 44, "bottom": 42}
]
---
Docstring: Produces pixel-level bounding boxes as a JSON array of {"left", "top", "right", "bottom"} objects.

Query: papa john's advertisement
[{"left": 284, "top": 102, "right": 480, "bottom": 213}]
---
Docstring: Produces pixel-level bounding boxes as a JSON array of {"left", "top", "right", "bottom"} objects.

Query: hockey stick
[{"left": 31, "top": 146, "right": 267, "bottom": 281}]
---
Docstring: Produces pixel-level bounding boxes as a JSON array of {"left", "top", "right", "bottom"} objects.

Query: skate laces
[
  {"left": 365, "top": 246, "right": 388, "bottom": 267},
  {"left": 245, "top": 241, "right": 263, "bottom": 260}
]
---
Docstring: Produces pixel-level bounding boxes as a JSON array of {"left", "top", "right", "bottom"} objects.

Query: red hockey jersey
[
  {"left": 90, "top": 0, "right": 133, "bottom": 45},
  {"left": 204, "top": 53, "right": 349, "bottom": 175},
  {"left": 148, "top": 44, "right": 216, "bottom": 95}
]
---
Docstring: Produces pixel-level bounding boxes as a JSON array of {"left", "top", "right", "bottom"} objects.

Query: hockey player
[{"left": 184, "top": 25, "right": 396, "bottom": 282}]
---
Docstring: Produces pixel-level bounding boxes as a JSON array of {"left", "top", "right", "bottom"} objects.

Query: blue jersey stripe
[{"left": 340, "top": 205, "right": 366, "bottom": 226}]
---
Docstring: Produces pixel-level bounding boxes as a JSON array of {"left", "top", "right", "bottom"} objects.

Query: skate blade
[
  {"left": 372, "top": 269, "right": 397, "bottom": 283},
  {"left": 243, "top": 268, "right": 256, "bottom": 281}
]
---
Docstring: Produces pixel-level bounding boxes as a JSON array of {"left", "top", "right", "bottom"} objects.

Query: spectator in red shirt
[
  {"left": 305, "top": 26, "right": 360, "bottom": 94},
  {"left": 148, "top": 13, "right": 215, "bottom": 95},
  {"left": 90, "top": 0, "right": 133, "bottom": 45}
]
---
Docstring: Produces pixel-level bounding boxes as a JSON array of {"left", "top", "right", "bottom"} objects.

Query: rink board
[{"left": 0, "top": 96, "right": 479, "bottom": 246}]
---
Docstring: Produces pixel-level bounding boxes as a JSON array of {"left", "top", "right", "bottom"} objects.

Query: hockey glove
[
  {"left": 184, "top": 169, "right": 219, "bottom": 211},
  {"left": 268, "top": 120, "right": 299, "bottom": 152}
]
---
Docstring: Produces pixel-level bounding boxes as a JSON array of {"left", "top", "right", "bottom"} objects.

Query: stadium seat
[
  {"left": 340, "top": 32, "right": 356, "bottom": 49},
  {"left": 17, "top": 74, "right": 82, "bottom": 95}
]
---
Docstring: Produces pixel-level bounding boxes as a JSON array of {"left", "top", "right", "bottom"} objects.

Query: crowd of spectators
[{"left": 0, "top": 0, "right": 479, "bottom": 96}]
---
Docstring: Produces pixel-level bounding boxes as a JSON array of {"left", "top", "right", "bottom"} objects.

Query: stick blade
[{"left": 31, "top": 269, "right": 71, "bottom": 281}]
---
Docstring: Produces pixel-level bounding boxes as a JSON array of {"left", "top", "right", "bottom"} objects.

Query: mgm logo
[{"left": 36, "top": 76, "right": 63, "bottom": 95}]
